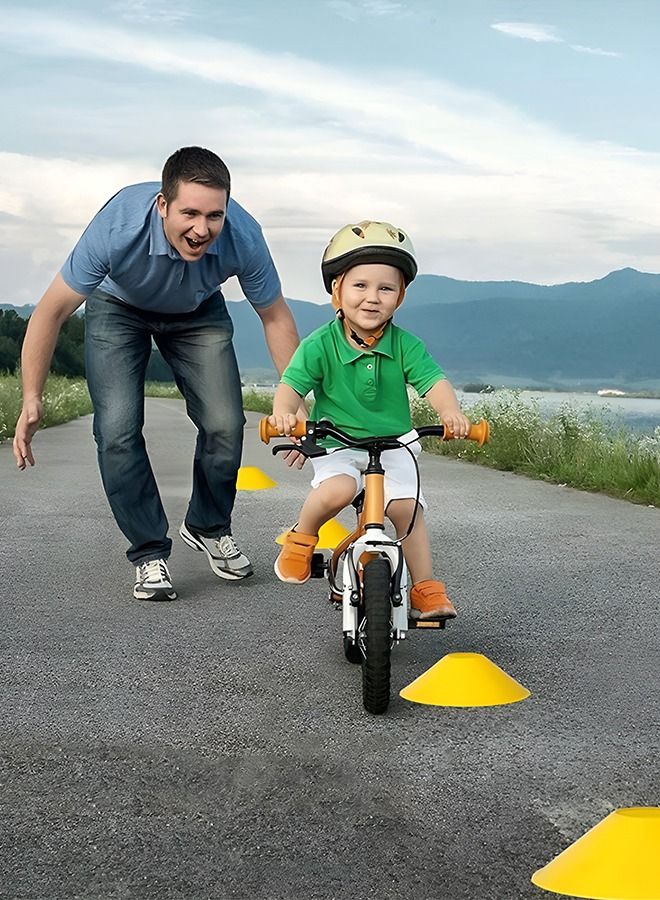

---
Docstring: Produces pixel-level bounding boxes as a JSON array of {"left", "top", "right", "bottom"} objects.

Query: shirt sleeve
[
  {"left": 401, "top": 332, "right": 445, "bottom": 397},
  {"left": 237, "top": 231, "right": 283, "bottom": 308},
  {"left": 60, "top": 210, "right": 112, "bottom": 296},
  {"left": 280, "top": 337, "right": 323, "bottom": 398}
]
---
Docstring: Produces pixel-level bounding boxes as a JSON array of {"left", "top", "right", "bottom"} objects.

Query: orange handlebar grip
[
  {"left": 258, "top": 416, "right": 307, "bottom": 443},
  {"left": 468, "top": 419, "right": 490, "bottom": 446},
  {"left": 443, "top": 419, "right": 490, "bottom": 446}
]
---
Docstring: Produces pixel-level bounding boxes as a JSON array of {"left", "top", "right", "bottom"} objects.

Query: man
[{"left": 13, "top": 146, "right": 300, "bottom": 602}]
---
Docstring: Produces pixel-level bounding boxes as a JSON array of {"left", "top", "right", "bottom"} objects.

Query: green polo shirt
[{"left": 281, "top": 318, "right": 444, "bottom": 441}]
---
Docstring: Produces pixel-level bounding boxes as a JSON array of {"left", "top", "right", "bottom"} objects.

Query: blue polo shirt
[{"left": 60, "top": 182, "right": 282, "bottom": 313}]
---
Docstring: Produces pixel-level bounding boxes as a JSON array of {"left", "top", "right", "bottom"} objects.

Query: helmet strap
[
  {"left": 336, "top": 306, "right": 379, "bottom": 348},
  {"left": 348, "top": 321, "right": 391, "bottom": 348}
]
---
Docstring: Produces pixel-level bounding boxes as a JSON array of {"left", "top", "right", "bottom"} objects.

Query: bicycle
[{"left": 260, "top": 417, "right": 490, "bottom": 714}]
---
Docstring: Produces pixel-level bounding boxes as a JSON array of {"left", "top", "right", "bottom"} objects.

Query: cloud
[
  {"left": 327, "top": 0, "right": 411, "bottom": 21},
  {"left": 0, "top": 151, "right": 156, "bottom": 302},
  {"left": 361, "top": 0, "right": 409, "bottom": 15},
  {"left": 326, "top": 1, "right": 359, "bottom": 21},
  {"left": 570, "top": 44, "right": 622, "bottom": 58},
  {"left": 109, "top": 0, "right": 192, "bottom": 24},
  {"left": 491, "top": 22, "right": 561, "bottom": 43},
  {"left": 0, "top": 14, "right": 622, "bottom": 174},
  {"left": 492, "top": 21, "right": 621, "bottom": 58},
  {"left": 0, "top": 13, "right": 656, "bottom": 302}
]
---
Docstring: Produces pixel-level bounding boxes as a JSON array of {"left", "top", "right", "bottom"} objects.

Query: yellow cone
[
  {"left": 532, "top": 807, "right": 660, "bottom": 899},
  {"left": 400, "top": 652, "right": 530, "bottom": 707},
  {"left": 236, "top": 466, "right": 277, "bottom": 490},
  {"left": 275, "top": 518, "right": 351, "bottom": 549}
]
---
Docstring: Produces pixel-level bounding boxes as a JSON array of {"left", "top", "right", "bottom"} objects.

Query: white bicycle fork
[{"left": 341, "top": 528, "right": 409, "bottom": 644}]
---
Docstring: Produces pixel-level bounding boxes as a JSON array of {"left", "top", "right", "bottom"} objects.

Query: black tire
[
  {"left": 361, "top": 558, "right": 392, "bottom": 714},
  {"left": 343, "top": 634, "right": 362, "bottom": 665}
]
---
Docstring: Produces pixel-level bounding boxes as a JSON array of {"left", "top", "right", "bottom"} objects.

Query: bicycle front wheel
[{"left": 361, "top": 558, "right": 392, "bottom": 715}]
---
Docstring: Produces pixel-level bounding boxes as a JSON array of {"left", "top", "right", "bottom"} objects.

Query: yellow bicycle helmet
[{"left": 321, "top": 220, "right": 418, "bottom": 294}]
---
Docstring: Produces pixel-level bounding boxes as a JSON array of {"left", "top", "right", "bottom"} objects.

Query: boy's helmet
[{"left": 321, "top": 220, "right": 418, "bottom": 294}]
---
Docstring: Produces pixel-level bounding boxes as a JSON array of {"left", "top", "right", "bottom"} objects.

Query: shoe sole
[
  {"left": 410, "top": 608, "right": 457, "bottom": 621},
  {"left": 273, "top": 558, "right": 310, "bottom": 584},
  {"left": 179, "top": 527, "right": 253, "bottom": 580},
  {"left": 133, "top": 588, "right": 178, "bottom": 601}
]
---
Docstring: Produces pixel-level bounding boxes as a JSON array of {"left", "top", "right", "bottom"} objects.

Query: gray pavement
[{"left": 1, "top": 399, "right": 659, "bottom": 900}]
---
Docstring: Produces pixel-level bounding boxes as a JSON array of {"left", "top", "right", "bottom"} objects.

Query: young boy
[{"left": 268, "top": 220, "right": 470, "bottom": 620}]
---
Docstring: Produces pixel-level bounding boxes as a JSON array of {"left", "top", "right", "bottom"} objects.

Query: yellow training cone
[
  {"left": 236, "top": 466, "right": 277, "bottom": 490},
  {"left": 532, "top": 807, "right": 660, "bottom": 899},
  {"left": 275, "top": 518, "right": 351, "bottom": 549},
  {"left": 400, "top": 652, "right": 530, "bottom": 707}
]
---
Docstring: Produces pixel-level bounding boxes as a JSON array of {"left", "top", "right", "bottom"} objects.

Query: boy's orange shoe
[
  {"left": 274, "top": 530, "right": 318, "bottom": 584},
  {"left": 410, "top": 580, "right": 457, "bottom": 620}
]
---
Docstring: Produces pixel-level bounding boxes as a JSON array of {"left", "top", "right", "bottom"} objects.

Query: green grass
[
  {"left": 0, "top": 376, "right": 275, "bottom": 442},
  {"left": 240, "top": 388, "right": 276, "bottom": 414},
  {"left": 0, "top": 375, "right": 189, "bottom": 442},
  {"left": 0, "top": 374, "right": 94, "bottom": 443},
  {"left": 2, "top": 375, "right": 658, "bottom": 506}
]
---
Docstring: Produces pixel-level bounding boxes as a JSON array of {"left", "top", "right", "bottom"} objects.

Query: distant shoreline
[
  {"left": 242, "top": 378, "right": 660, "bottom": 401},
  {"left": 461, "top": 387, "right": 660, "bottom": 400}
]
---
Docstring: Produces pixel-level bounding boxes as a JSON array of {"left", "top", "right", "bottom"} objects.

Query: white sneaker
[
  {"left": 133, "top": 559, "right": 177, "bottom": 601},
  {"left": 179, "top": 522, "right": 253, "bottom": 580}
]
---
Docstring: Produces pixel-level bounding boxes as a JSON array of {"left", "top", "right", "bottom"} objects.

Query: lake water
[
  {"left": 456, "top": 390, "right": 660, "bottom": 435},
  {"left": 246, "top": 384, "right": 660, "bottom": 436}
]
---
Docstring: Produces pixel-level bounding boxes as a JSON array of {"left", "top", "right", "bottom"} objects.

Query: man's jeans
[{"left": 85, "top": 290, "right": 245, "bottom": 564}]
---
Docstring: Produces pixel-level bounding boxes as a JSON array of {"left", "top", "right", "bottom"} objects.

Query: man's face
[{"left": 157, "top": 181, "right": 227, "bottom": 262}]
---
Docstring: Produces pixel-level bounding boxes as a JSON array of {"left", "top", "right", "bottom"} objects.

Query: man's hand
[
  {"left": 280, "top": 446, "right": 306, "bottom": 469},
  {"left": 12, "top": 273, "right": 85, "bottom": 471},
  {"left": 13, "top": 399, "right": 44, "bottom": 469}
]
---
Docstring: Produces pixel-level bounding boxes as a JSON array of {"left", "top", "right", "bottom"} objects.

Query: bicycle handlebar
[{"left": 259, "top": 417, "right": 490, "bottom": 448}]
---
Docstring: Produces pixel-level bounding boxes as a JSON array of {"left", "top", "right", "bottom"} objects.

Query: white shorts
[{"left": 310, "top": 429, "right": 427, "bottom": 510}]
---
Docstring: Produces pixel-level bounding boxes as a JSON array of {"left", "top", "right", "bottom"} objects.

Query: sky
[{"left": 1, "top": 0, "right": 660, "bottom": 305}]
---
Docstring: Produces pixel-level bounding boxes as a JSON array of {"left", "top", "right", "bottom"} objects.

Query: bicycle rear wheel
[{"left": 361, "top": 558, "right": 392, "bottom": 714}]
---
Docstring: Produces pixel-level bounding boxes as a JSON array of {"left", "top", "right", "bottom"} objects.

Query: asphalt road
[{"left": 1, "top": 400, "right": 659, "bottom": 900}]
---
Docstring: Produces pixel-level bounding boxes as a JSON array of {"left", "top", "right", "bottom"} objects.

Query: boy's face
[{"left": 339, "top": 263, "right": 403, "bottom": 335}]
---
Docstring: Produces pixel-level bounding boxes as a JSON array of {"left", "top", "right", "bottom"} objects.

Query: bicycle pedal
[
  {"left": 408, "top": 618, "right": 446, "bottom": 630},
  {"left": 310, "top": 552, "right": 327, "bottom": 578}
]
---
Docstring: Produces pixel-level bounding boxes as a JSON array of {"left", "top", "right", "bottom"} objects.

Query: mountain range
[
  {"left": 3, "top": 267, "right": 659, "bottom": 389},
  {"left": 227, "top": 267, "right": 660, "bottom": 390}
]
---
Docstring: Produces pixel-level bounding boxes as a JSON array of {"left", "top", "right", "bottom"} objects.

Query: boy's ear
[{"left": 331, "top": 273, "right": 345, "bottom": 312}]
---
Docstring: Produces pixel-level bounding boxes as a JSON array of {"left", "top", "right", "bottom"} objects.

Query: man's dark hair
[{"left": 161, "top": 147, "right": 231, "bottom": 203}]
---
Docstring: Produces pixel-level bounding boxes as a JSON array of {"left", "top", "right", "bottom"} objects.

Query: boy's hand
[
  {"left": 268, "top": 413, "right": 298, "bottom": 436},
  {"left": 268, "top": 413, "right": 306, "bottom": 468},
  {"left": 441, "top": 410, "right": 471, "bottom": 439}
]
